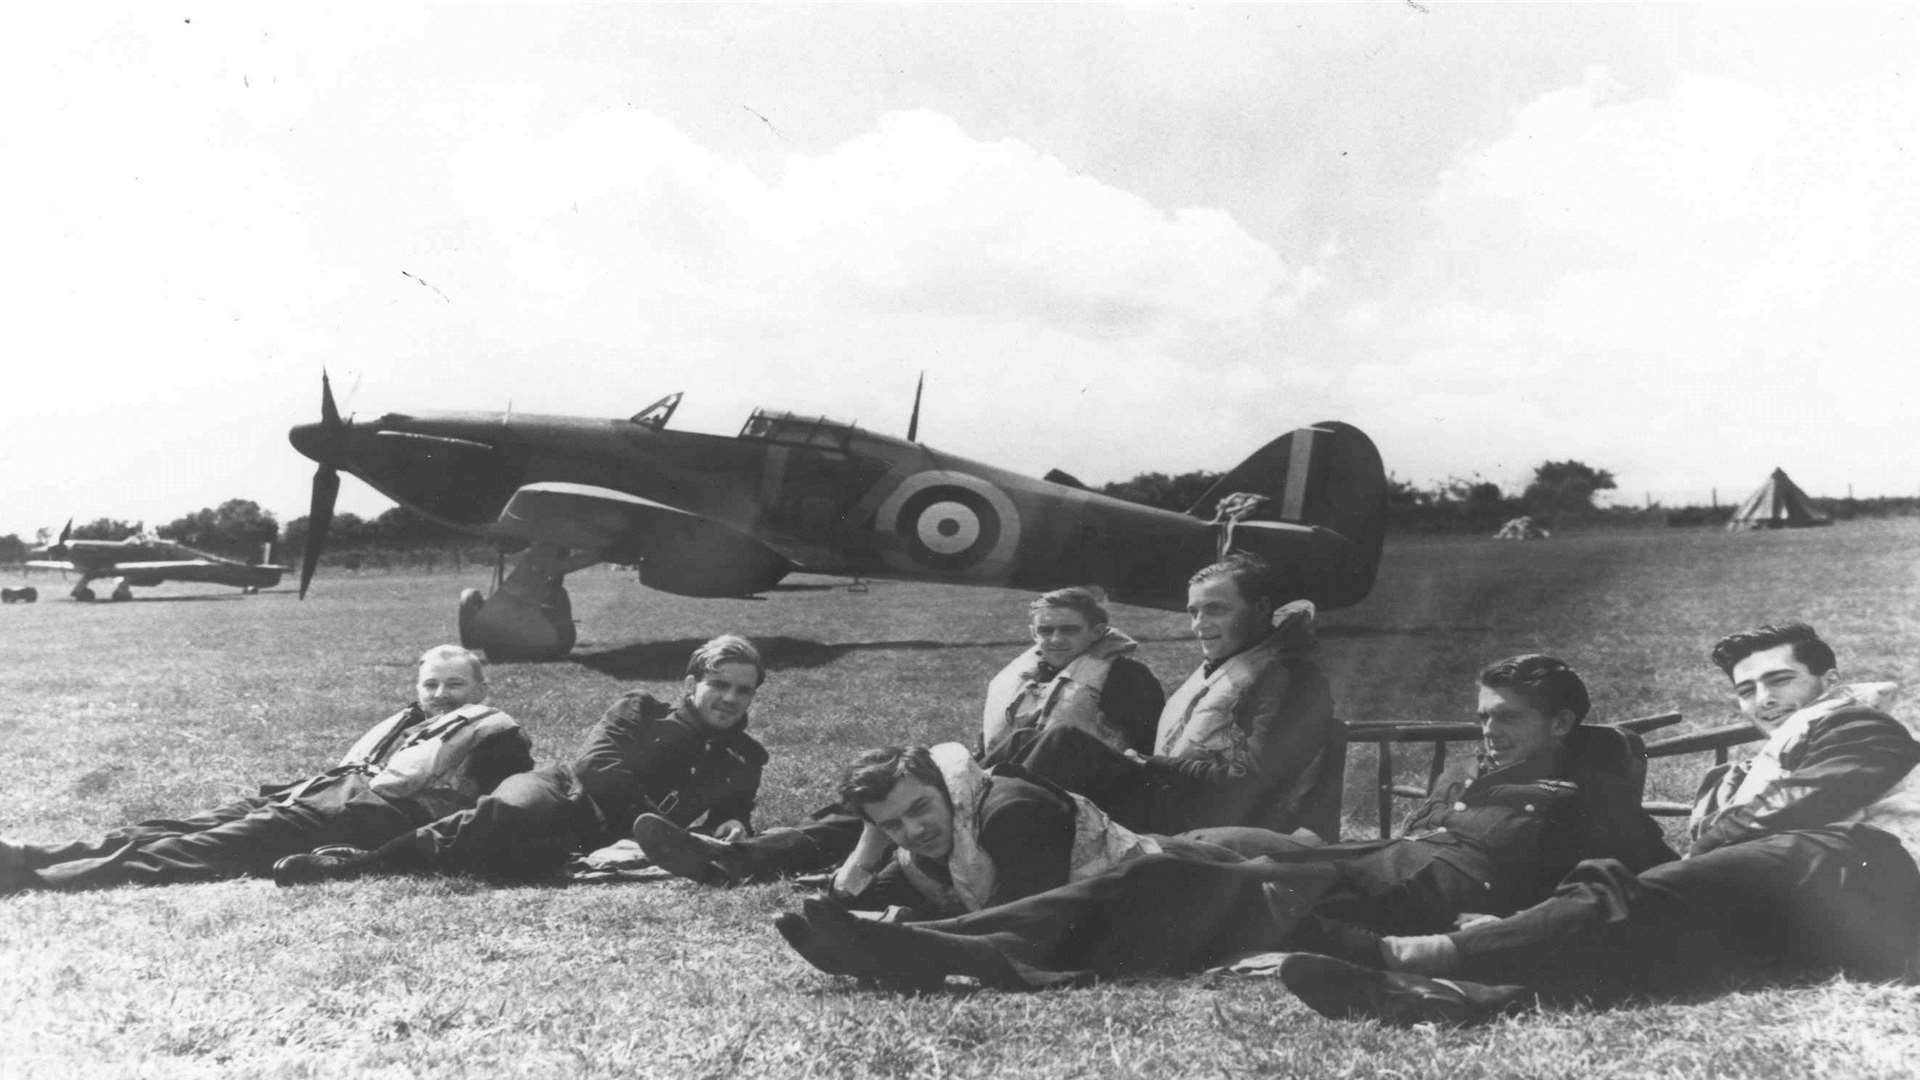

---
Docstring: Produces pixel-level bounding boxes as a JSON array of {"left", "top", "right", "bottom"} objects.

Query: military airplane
[
  {"left": 289, "top": 376, "right": 1387, "bottom": 660},
  {"left": 27, "top": 522, "right": 286, "bottom": 600}
]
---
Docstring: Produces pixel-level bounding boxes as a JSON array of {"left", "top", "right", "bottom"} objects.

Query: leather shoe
[
  {"left": 1278, "top": 952, "right": 1533, "bottom": 1027},
  {"left": 633, "top": 813, "right": 748, "bottom": 886},
  {"left": 272, "top": 847, "right": 373, "bottom": 887}
]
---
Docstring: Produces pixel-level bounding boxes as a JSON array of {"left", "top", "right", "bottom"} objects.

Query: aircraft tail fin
[{"left": 1187, "top": 421, "right": 1387, "bottom": 609}]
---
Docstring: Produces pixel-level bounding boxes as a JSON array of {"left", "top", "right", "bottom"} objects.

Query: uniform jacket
[
  {"left": 1384, "top": 723, "right": 1676, "bottom": 912},
  {"left": 1689, "top": 683, "right": 1920, "bottom": 860},
  {"left": 288, "top": 702, "right": 533, "bottom": 820},
  {"left": 1145, "top": 602, "right": 1338, "bottom": 834},
  {"left": 572, "top": 691, "right": 768, "bottom": 837},
  {"left": 981, "top": 631, "right": 1162, "bottom": 756}
]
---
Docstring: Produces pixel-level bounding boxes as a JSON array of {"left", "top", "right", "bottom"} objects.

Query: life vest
[
  {"left": 980, "top": 630, "right": 1139, "bottom": 754},
  {"left": 350, "top": 703, "right": 519, "bottom": 818},
  {"left": 1697, "top": 682, "right": 1920, "bottom": 864},
  {"left": 897, "top": 742, "right": 1161, "bottom": 913},
  {"left": 1156, "top": 600, "right": 1317, "bottom": 763}
]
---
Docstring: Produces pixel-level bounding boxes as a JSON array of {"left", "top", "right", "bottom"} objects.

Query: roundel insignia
[{"left": 875, "top": 471, "right": 1022, "bottom": 577}]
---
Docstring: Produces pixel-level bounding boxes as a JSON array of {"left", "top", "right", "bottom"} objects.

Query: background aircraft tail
[{"left": 1187, "top": 421, "right": 1387, "bottom": 610}]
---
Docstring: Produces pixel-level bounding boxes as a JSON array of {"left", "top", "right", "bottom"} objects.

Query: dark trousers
[
  {"left": 13, "top": 792, "right": 275, "bottom": 869},
  {"left": 863, "top": 835, "right": 1511, "bottom": 985},
  {"left": 24, "top": 775, "right": 428, "bottom": 890},
  {"left": 367, "top": 764, "right": 597, "bottom": 880},
  {"left": 1450, "top": 825, "right": 1920, "bottom": 999},
  {"left": 714, "top": 814, "right": 865, "bottom": 881}
]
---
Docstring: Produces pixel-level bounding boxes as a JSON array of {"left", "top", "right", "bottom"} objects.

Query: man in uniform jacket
[
  {"left": 272, "top": 634, "right": 768, "bottom": 884},
  {"left": 777, "top": 654, "right": 1673, "bottom": 990},
  {"left": 1279, "top": 622, "right": 1920, "bottom": 1026},
  {"left": 0, "top": 646, "right": 530, "bottom": 892}
]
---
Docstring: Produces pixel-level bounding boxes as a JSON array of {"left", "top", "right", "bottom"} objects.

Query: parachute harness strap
[{"left": 1211, "top": 492, "right": 1272, "bottom": 558}]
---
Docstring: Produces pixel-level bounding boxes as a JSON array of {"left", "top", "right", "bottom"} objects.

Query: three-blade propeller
[{"left": 299, "top": 373, "right": 347, "bottom": 598}]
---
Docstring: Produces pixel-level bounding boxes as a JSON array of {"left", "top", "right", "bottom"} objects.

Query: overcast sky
[{"left": 3, "top": 3, "right": 1915, "bottom": 540}]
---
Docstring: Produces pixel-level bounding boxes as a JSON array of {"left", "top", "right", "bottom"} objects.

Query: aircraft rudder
[{"left": 1191, "top": 421, "right": 1388, "bottom": 607}]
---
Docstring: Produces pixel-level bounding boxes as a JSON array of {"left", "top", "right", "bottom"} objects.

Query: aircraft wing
[
  {"left": 109, "top": 560, "right": 231, "bottom": 572},
  {"left": 489, "top": 482, "right": 792, "bottom": 597},
  {"left": 24, "top": 560, "right": 79, "bottom": 572},
  {"left": 490, "top": 482, "right": 704, "bottom": 551}
]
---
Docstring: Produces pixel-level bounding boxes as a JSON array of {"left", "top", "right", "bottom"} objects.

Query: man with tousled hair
[
  {"left": 1278, "top": 622, "right": 1920, "bottom": 1026},
  {"left": 635, "top": 586, "right": 1167, "bottom": 888},
  {"left": 777, "top": 654, "right": 1672, "bottom": 989},
  {"left": 1, "top": 646, "right": 531, "bottom": 892},
  {"left": 272, "top": 634, "right": 770, "bottom": 884}
]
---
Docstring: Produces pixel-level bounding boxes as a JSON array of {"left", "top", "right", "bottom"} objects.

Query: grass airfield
[{"left": 4, "top": 519, "right": 1920, "bottom": 1079}]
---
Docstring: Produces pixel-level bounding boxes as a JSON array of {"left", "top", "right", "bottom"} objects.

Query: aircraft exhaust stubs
[{"left": 876, "top": 471, "right": 1021, "bottom": 577}]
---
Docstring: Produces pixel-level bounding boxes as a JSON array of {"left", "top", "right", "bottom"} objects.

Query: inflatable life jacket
[{"left": 981, "top": 630, "right": 1140, "bottom": 754}]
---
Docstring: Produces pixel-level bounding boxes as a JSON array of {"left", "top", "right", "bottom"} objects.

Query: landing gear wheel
[
  {"left": 111, "top": 583, "right": 134, "bottom": 602},
  {"left": 457, "top": 585, "right": 576, "bottom": 660},
  {"left": 72, "top": 585, "right": 96, "bottom": 602}
]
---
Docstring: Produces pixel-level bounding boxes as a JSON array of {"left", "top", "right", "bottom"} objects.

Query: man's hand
[
  {"left": 710, "top": 819, "right": 749, "bottom": 842},
  {"left": 1452, "top": 912, "right": 1500, "bottom": 930},
  {"left": 1122, "top": 748, "right": 1150, "bottom": 766}
]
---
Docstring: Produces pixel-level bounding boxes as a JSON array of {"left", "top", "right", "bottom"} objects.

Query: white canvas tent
[{"left": 1726, "top": 468, "right": 1831, "bottom": 531}]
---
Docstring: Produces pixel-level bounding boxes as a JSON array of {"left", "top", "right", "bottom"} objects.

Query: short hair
[
  {"left": 1030, "top": 586, "right": 1109, "bottom": 627},
  {"left": 837, "top": 746, "right": 949, "bottom": 818},
  {"left": 687, "top": 634, "right": 765, "bottom": 686},
  {"left": 1710, "top": 623, "right": 1836, "bottom": 679},
  {"left": 417, "top": 644, "right": 486, "bottom": 683},
  {"left": 1478, "top": 654, "right": 1589, "bottom": 723},
  {"left": 1189, "top": 553, "right": 1279, "bottom": 608}
]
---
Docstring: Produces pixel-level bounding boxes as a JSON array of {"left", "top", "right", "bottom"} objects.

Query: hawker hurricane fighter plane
[
  {"left": 289, "top": 377, "right": 1387, "bottom": 660},
  {"left": 27, "top": 522, "right": 286, "bottom": 600}
]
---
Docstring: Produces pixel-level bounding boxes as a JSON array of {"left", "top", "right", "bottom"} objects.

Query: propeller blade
[
  {"left": 299, "top": 465, "right": 338, "bottom": 599},
  {"left": 58, "top": 518, "right": 72, "bottom": 546},
  {"left": 907, "top": 371, "right": 925, "bottom": 443},
  {"left": 321, "top": 370, "right": 341, "bottom": 430}
]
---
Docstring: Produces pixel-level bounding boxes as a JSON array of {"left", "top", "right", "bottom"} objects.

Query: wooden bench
[{"left": 1337, "top": 711, "right": 1764, "bottom": 838}]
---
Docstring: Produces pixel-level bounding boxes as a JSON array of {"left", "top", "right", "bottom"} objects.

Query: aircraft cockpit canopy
[{"left": 738, "top": 409, "right": 858, "bottom": 452}]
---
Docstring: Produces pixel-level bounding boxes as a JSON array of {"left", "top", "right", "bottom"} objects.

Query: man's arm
[
  {"left": 572, "top": 694, "right": 684, "bottom": 830},
  {"left": 1102, "top": 658, "right": 1166, "bottom": 756},
  {"left": 1690, "top": 709, "right": 1920, "bottom": 856},
  {"left": 467, "top": 718, "right": 537, "bottom": 796},
  {"left": 975, "top": 785, "right": 1076, "bottom": 906}
]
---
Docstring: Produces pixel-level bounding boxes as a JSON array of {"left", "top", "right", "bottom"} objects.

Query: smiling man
[
  {"left": 1, "top": 646, "right": 531, "bottom": 892},
  {"left": 272, "top": 634, "right": 769, "bottom": 885},
  {"left": 1280, "top": 623, "right": 1920, "bottom": 1026},
  {"left": 776, "top": 655, "right": 1676, "bottom": 991},
  {"left": 1124, "top": 553, "right": 1339, "bottom": 838}
]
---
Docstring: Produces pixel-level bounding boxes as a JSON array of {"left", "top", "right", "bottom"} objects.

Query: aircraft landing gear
[
  {"left": 111, "top": 582, "right": 134, "bottom": 602},
  {"left": 71, "top": 583, "right": 96, "bottom": 602},
  {"left": 456, "top": 542, "right": 597, "bottom": 660}
]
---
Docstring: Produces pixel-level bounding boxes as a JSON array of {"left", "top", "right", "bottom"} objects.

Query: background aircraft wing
[
  {"left": 489, "top": 482, "right": 792, "bottom": 597},
  {"left": 24, "top": 560, "right": 80, "bottom": 572},
  {"left": 110, "top": 560, "right": 225, "bottom": 572}
]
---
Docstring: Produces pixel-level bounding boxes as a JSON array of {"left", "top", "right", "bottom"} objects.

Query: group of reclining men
[{"left": 3, "top": 552, "right": 1917, "bottom": 1026}]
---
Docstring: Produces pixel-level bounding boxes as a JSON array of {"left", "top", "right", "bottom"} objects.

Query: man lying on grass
[
  {"left": 0, "top": 645, "right": 530, "bottom": 893},
  {"left": 1276, "top": 622, "right": 1920, "bottom": 1026},
  {"left": 776, "top": 655, "right": 1676, "bottom": 990},
  {"left": 640, "top": 554, "right": 1340, "bottom": 888},
  {"left": 636, "top": 586, "right": 1174, "bottom": 887},
  {"left": 272, "top": 634, "right": 768, "bottom": 885}
]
